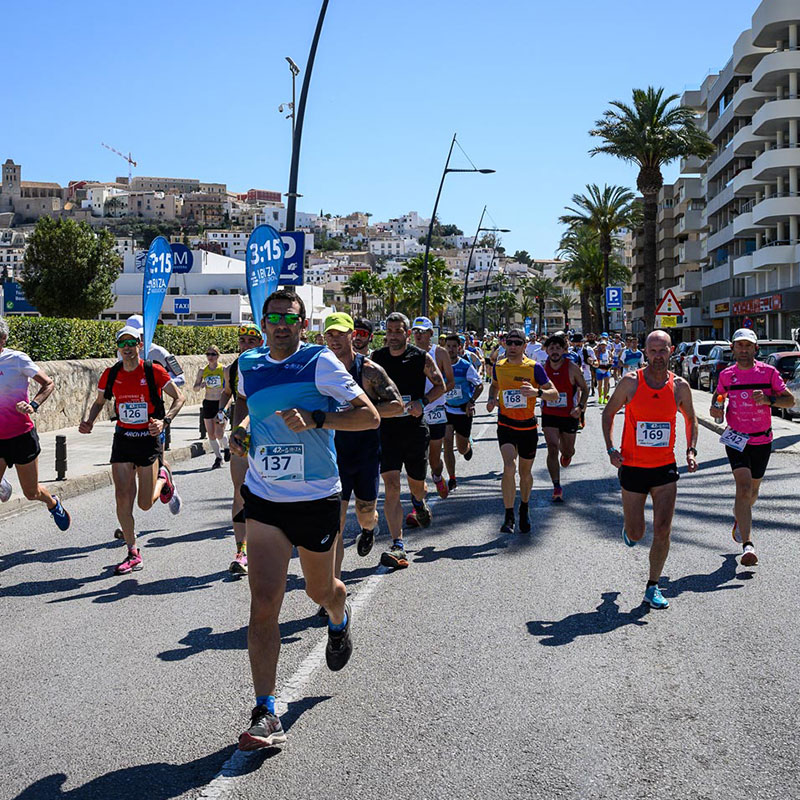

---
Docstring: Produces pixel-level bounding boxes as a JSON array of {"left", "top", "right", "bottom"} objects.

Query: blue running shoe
[
  {"left": 644, "top": 585, "right": 669, "bottom": 609},
  {"left": 49, "top": 496, "right": 71, "bottom": 531},
  {"left": 622, "top": 527, "right": 635, "bottom": 547}
]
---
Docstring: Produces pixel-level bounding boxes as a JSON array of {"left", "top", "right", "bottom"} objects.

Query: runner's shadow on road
[
  {"left": 413, "top": 534, "right": 511, "bottom": 563},
  {"left": 146, "top": 525, "right": 231, "bottom": 548},
  {"left": 0, "top": 540, "right": 118, "bottom": 574},
  {"left": 661, "top": 553, "right": 743, "bottom": 598},
  {"left": 527, "top": 592, "right": 649, "bottom": 646}
]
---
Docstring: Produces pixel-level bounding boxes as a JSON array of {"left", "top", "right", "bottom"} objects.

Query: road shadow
[
  {"left": 413, "top": 534, "right": 511, "bottom": 563},
  {"left": 145, "top": 525, "right": 231, "bottom": 548},
  {"left": 661, "top": 553, "right": 743, "bottom": 598},
  {"left": 527, "top": 591, "right": 649, "bottom": 646},
  {"left": 0, "top": 540, "right": 118, "bottom": 574}
]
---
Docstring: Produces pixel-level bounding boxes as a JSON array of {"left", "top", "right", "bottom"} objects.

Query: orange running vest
[{"left": 620, "top": 369, "right": 678, "bottom": 468}]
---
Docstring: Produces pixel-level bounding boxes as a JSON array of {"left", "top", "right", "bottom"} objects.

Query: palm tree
[
  {"left": 524, "top": 276, "right": 557, "bottom": 334},
  {"left": 553, "top": 289, "right": 577, "bottom": 330},
  {"left": 343, "top": 270, "right": 381, "bottom": 317},
  {"left": 559, "top": 184, "right": 638, "bottom": 331},
  {"left": 399, "top": 255, "right": 457, "bottom": 318},
  {"left": 381, "top": 274, "right": 403, "bottom": 313},
  {"left": 590, "top": 86, "right": 714, "bottom": 330}
]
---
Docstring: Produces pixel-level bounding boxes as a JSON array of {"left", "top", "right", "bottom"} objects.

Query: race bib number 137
[{"left": 256, "top": 444, "right": 304, "bottom": 481}]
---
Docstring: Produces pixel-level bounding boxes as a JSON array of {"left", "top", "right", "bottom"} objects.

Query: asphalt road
[{"left": 1, "top": 396, "right": 799, "bottom": 800}]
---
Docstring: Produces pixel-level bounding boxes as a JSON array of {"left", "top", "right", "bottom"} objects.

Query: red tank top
[
  {"left": 621, "top": 369, "right": 678, "bottom": 468},
  {"left": 543, "top": 359, "right": 574, "bottom": 417}
]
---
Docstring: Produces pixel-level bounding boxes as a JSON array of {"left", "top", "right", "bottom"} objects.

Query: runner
[
  {"left": 323, "top": 312, "right": 404, "bottom": 598},
  {"left": 594, "top": 337, "right": 612, "bottom": 404},
  {"left": 443, "top": 333, "right": 483, "bottom": 491},
  {"left": 411, "top": 316, "right": 455, "bottom": 500},
  {"left": 217, "top": 323, "right": 264, "bottom": 575},
  {"left": 231, "top": 289, "right": 380, "bottom": 750},
  {"left": 371, "top": 312, "right": 446, "bottom": 568},
  {"left": 601, "top": 330, "right": 698, "bottom": 609},
  {"left": 79, "top": 326, "right": 185, "bottom": 574},
  {"left": 0, "top": 318, "right": 71, "bottom": 529},
  {"left": 193, "top": 345, "right": 229, "bottom": 469},
  {"left": 352, "top": 317, "right": 374, "bottom": 357},
  {"left": 525, "top": 333, "right": 548, "bottom": 366},
  {"left": 541, "top": 333, "right": 588, "bottom": 502},
  {"left": 621, "top": 335, "right": 645, "bottom": 376},
  {"left": 462, "top": 334, "right": 485, "bottom": 380},
  {"left": 611, "top": 333, "right": 624, "bottom": 384},
  {"left": 123, "top": 314, "right": 186, "bottom": 387},
  {"left": 486, "top": 328, "right": 559, "bottom": 534},
  {"left": 710, "top": 328, "right": 794, "bottom": 567}
]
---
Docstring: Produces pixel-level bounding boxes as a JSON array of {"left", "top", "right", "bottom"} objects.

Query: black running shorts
[
  {"left": 202, "top": 399, "right": 220, "bottom": 420},
  {"left": 240, "top": 485, "right": 340, "bottom": 552},
  {"left": 110, "top": 428, "right": 163, "bottom": 467},
  {"left": 618, "top": 463, "right": 679, "bottom": 494},
  {"left": 0, "top": 429, "right": 41, "bottom": 467},
  {"left": 445, "top": 410, "right": 473, "bottom": 439},
  {"left": 497, "top": 425, "right": 538, "bottom": 460},
  {"left": 337, "top": 452, "right": 381, "bottom": 502},
  {"left": 380, "top": 420, "right": 429, "bottom": 481},
  {"left": 540, "top": 413, "right": 580, "bottom": 435},
  {"left": 725, "top": 442, "right": 771, "bottom": 480}
]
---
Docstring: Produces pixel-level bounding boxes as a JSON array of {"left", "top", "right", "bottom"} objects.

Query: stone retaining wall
[{"left": 29, "top": 354, "right": 236, "bottom": 433}]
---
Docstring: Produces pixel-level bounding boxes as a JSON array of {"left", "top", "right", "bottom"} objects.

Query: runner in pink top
[
  {"left": 710, "top": 328, "right": 794, "bottom": 566},
  {"left": 0, "top": 318, "right": 71, "bottom": 529}
]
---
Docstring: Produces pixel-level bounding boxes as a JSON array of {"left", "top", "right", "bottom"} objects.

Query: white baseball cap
[
  {"left": 116, "top": 326, "right": 142, "bottom": 341},
  {"left": 732, "top": 328, "right": 758, "bottom": 344},
  {"left": 125, "top": 314, "right": 144, "bottom": 332}
]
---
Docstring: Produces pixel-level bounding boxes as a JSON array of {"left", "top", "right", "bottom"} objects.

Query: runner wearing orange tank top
[{"left": 601, "top": 330, "right": 698, "bottom": 610}]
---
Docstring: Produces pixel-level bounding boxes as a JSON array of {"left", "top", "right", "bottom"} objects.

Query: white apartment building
[
  {"left": 368, "top": 236, "right": 421, "bottom": 257},
  {"left": 384, "top": 211, "right": 429, "bottom": 238},
  {"left": 205, "top": 230, "right": 250, "bottom": 259},
  {"left": 683, "top": 0, "right": 800, "bottom": 339},
  {"left": 0, "top": 229, "right": 26, "bottom": 278},
  {"left": 82, "top": 184, "right": 128, "bottom": 217}
]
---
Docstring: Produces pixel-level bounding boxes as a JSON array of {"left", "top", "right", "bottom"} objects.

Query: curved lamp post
[
  {"left": 420, "top": 133, "right": 494, "bottom": 316},
  {"left": 480, "top": 241, "right": 506, "bottom": 332},
  {"left": 461, "top": 214, "right": 510, "bottom": 330}
]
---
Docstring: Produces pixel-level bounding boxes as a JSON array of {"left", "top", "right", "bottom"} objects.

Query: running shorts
[
  {"left": 428, "top": 422, "right": 447, "bottom": 441},
  {"left": 725, "top": 443, "right": 771, "bottom": 481},
  {"left": 540, "top": 413, "right": 580, "bottom": 435},
  {"left": 110, "top": 427, "right": 163, "bottom": 467},
  {"left": 497, "top": 425, "right": 538, "bottom": 460},
  {"left": 446, "top": 410, "right": 473, "bottom": 439},
  {"left": 0, "top": 429, "right": 41, "bottom": 467},
  {"left": 202, "top": 399, "right": 220, "bottom": 420},
  {"left": 618, "top": 462, "right": 679, "bottom": 494},
  {"left": 380, "top": 421, "right": 429, "bottom": 481},
  {"left": 337, "top": 451, "right": 381, "bottom": 502},
  {"left": 240, "top": 486, "right": 340, "bottom": 552},
  {"left": 596, "top": 368, "right": 610, "bottom": 380}
]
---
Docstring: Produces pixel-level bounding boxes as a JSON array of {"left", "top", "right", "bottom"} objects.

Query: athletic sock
[
  {"left": 742, "top": 540, "right": 753, "bottom": 550},
  {"left": 393, "top": 537, "right": 404, "bottom": 549},
  {"left": 646, "top": 579, "right": 658, "bottom": 588},
  {"left": 552, "top": 482, "right": 561, "bottom": 489},
  {"left": 209, "top": 439, "right": 222, "bottom": 458},
  {"left": 221, "top": 434, "right": 229, "bottom": 448},
  {"left": 519, "top": 502, "right": 529, "bottom": 515},
  {"left": 504, "top": 508, "right": 515, "bottom": 521},
  {"left": 236, "top": 541, "right": 246, "bottom": 554},
  {"left": 328, "top": 612, "right": 348, "bottom": 632},
  {"left": 411, "top": 495, "right": 425, "bottom": 511},
  {"left": 256, "top": 694, "right": 276, "bottom": 714}
]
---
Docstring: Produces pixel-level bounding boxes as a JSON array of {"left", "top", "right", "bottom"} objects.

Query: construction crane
[{"left": 101, "top": 142, "right": 137, "bottom": 185}]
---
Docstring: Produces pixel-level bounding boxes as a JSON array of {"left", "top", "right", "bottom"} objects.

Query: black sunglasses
[{"left": 506, "top": 339, "right": 525, "bottom": 346}]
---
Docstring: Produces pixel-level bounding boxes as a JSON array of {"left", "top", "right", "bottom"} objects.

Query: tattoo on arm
[
  {"left": 363, "top": 362, "right": 402, "bottom": 405},
  {"left": 424, "top": 353, "right": 445, "bottom": 389}
]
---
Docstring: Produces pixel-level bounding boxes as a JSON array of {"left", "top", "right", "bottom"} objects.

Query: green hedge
[{"left": 6, "top": 316, "right": 238, "bottom": 361}]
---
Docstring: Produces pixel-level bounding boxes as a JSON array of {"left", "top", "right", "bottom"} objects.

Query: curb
[
  {"left": 697, "top": 416, "right": 725, "bottom": 436},
  {"left": 0, "top": 440, "right": 210, "bottom": 522}
]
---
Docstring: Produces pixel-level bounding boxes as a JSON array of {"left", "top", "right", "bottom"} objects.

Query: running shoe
[
  {"left": 415, "top": 502, "right": 432, "bottom": 527},
  {"left": 433, "top": 475, "right": 449, "bottom": 499},
  {"left": 405, "top": 509, "right": 420, "bottom": 528},
  {"left": 464, "top": 446, "right": 473, "bottom": 462},
  {"left": 500, "top": 517, "right": 515, "bottom": 534},
  {"left": 0, "top": 477, "right": 12, "bottom": 503},
  {"left": 552, "top": 486, "right": 564, "bottom": 503},
  {"left": 238, "top": 705, "right": 287, "bottom": 751},
  {"left": 113, "top": 528, "right": 125, "bottom": 541},
  {"left": 644, "top": 585, "right": 669, "bottom": 609},
  {"left": 229, "top": 551, "right": 248, "bottom": 575},
  {"left": 380, "top": 544, "right": 409, "bottom": 569},
  {"left": 211, "top": 457, "right": 222, "bottom": 470},
  {"left": 356, "top": 527, "right": 375, "bottom": 557},
  {"left": 317, "top": 605, "right": 328, "bottom": 618},
  {"left": 159, "top": 466, "right": 175, "bottom": 504},
  {"left": 115, "top": 548, "right": 142, "bottom": 575},
  {"left": 560, "top": 454, "right": 572, "bottom": 468},
  {"left": 447, "top": 477, "right": 457, "bottom": 492},
  {"left": 741, "top": 544, "right": 758, "bottom": 567},
  {"left": 223, "top": 447, "right": 231, "bottom": 463},
  {"left": 731, "top": 519, "right": 742, "bottom": 544},
  {"left": 48, "top": 496, "right": 71, "bottom": 531},
  {"left": 168, "top": 490, "right": 182, "bottom": 515},
  {"left": 325, "top": 601, "right": 353, "bottom": 671},
  {"left": 622, "top": 527, "right": 636, "bottom": 547}
]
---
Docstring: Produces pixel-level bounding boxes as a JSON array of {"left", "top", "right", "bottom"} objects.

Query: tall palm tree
[
  {"left": 553, "top": 289, "right": 577, "bottom": 330},
  {"left": 399, "top": 255, "right": 457, "bottom": 318},
  {"left": 381, "top": 274, "right": 403, "bottom": 313},
  {"left": 524, "top": 276, "right": 557, "bottom": 334},
  {"left": 590, "top": 86, "right": 714, "bottom": 330},
  {"left": 559, "top": 183, "right": 638, "bottom": 331},
  {"left": 343, "top": 270, "right": 381, "bottom": 317}
]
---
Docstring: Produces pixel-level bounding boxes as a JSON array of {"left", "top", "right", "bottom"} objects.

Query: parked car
[
  {"left": 762, "top": 351, "right": 800, "bottom": 381},
  {"left": 785, "top": 361, "right": 800, "bottom": 420},
  {"left": 755, "top": 339, "right": 800, "bottom": 358},
  {"left": 697, "top": 345, "right": 733, "bottom": 392},
  {"left": 670, "top": 342, "right": 692, "bottom": 375},
  {"left": 682, "top": 339, "right": 729, "bottom": 388}
]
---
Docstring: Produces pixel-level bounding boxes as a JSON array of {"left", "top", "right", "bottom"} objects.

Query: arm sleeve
[
  {"left": 315, "top": 350, "right": 362, "bottom": 403},
  {"left": 533, "top": 363, "right": 549, "bottom": 386},
  {"left": 771, "top": 367, "right": 787, "bottom": 393},
  {"left": 466, "top": 365, "right": 481, "bottom": 386},
  {"left": 18, "top": 353, "right": 39, "bottom": 378},
  {"left": 98, "top": 367, "right": 111, "bottom": 391}
]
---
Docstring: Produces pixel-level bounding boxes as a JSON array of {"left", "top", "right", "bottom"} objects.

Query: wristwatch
[
  {"left": 311, "top": 409, "right": 326, "bottom": 429},
  {"left": 30, "top": 401, "right": 39, "bottom": 412},
  {"left": 537, "top": 388, "right": 543, "bottom": 398},
  {"left": 687, "top": 447, "right": 697, "bottom": 456}
]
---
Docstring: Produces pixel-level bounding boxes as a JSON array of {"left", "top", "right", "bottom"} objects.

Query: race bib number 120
[
  {"left": 636, "top": 421, "right": 670, "bottom": 447},
  {"left": 425, "top": 404, "right": 446, "bottom": 425},
  {"left": 256, "top": 444, "right": 304, "bottom": 481}
]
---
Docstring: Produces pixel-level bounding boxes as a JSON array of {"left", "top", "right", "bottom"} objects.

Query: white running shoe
[
  {"left": 168, "top": 491, "right": 182, "bottom": 515},
  {"left": 0, "top": 477, "right": 12, "bottom": 503}
]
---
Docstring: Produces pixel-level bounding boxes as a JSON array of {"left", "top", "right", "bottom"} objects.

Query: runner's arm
[
  {"left": 422, "top": 351, "right": 446, "bottom": 405},
  {"left": 162, "top": 381, "right": 185, "bottom": 422},
  {"left": 79, "top": 390, "right": 108, "bottom": 433},
  {"left": 278, "top": 394, "right": 380, "bottom": 433},
  {"left": 219, "top": 366, "right": 233, "bottom": 410},
  {"left": 674, "top": 377, "right": 698, "bottom": 472},
  {"left": 16, "top": 369, "right": 55, "bottom": 414},
  {"left": 601, "top": 375, "right": 635, "bottom": 466},
  {"left": 437, "top": 349, "right": 455, "bottom": 393},
  {"left": 362, "top": 360, "right": 405, "bottom": 418},
  {"left": 193, "top": 368, "right": 204, "bottom": 391},
  {"left": 754, "top": 385, "right": 795, "bottom": 408},
  {"left": 570, "top": 363, "right": 588, "bottom": 417}
]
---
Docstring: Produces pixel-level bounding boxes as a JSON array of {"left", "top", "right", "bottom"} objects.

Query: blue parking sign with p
[{"left": 606, "top": 287, "right": 623, "bottom": 311}]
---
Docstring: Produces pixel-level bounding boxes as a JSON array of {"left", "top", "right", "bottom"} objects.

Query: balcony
[
  {"left": 708, "top": 101, "right": 736, "bottom": 144},
  {"left": 752, "top": 145, "right": 800, "bottom": 180},
  {"left": 706, "top": 141, "right": 737, "bottom": 182},
  {"left": 752, "top": 194, "right": 800, "bottom": 225},
  {"left": 731, "top": 123, "right": 770, "bottom": 157},
  {"left": 707, "top": 183, "right": 735, "bottom": 217},
  {"left": 679, "top": 269, "right": 702, "bottom": 293},
  {"left": 733, "top": 28, "right": 770, "bottom": 73},
  {"left": 702, "top": 261, "right": 732, "bottom": 287},
  {"left": 752, "top": 2, "right": 800, "bottom": 47},
  {"left": 751, "top": 241, "right": 800, "bottom": 269},
  {"left": 752, "top": 48, "right": 800, "bottom": 92},
  {"left": 731, "top": 81, "right": 765, "bottom": 116},
  {"left": 733, "top": 210, "right": 760, "bottom": 236},
  {"left": 678, "top": 306, "right": 708, "bottom": 327},
  {"left": 676, "top": 209, "right": 705, "bottom": 235},
  {"left": 680, "top": 154, "right": 707, "bottom": 174},
  {"left": 706, "top": 221, "right": 735, "bottom": 252},
  {"left": 678, "top": 239, "right": 704, "bottom": 264},
  {"left": 753, "top": 98, "right": 800, "bottom": 136},
  {"left": 732, "top": 168, "right": 760, "bottom": 195},
  {"left": 733, "top": 253, "right": 756, "bottom": 276}
]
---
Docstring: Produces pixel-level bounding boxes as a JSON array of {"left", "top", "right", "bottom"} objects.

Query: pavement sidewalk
[{"left": 0, "top": 405, "right": 219, "bottom": 520}]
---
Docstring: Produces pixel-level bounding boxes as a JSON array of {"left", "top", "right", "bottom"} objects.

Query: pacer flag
[
  {"left": 246, "top": 224, "right": 284, "bottom": 323},
  {"left": 142, "top": 236, "right": 173, "bottom": 354}
]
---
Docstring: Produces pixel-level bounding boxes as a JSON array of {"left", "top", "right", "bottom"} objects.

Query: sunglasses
[
  {"left": 206, "top": 352, "right": 218, "bottom": 357},
  {"left": 117, "top": 339, "right": 139, "bottom": 348},
  {"left": 265, "top": 312, "right": 302, "bottom": 325},
  {"left": 506, "top": 340, "right": 524, "bottom": 346},
  {"left": 353, "top": 329, "right": 371, "bottom": 336}
]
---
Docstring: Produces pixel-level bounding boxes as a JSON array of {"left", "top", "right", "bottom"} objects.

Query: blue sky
[{"left": 5, "top": 0, "right": 759, "bottom": 257}]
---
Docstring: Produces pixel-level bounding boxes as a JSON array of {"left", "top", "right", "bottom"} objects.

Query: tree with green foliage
[
  {"left": 398, "top": 255, "right": 458, "bottom": 322},
  {"left": 381, "top": 274, "right": 403, "bottom": 313},
  {"left": 590, "top": 87, "right": 713, "bottom": 330},
  {"left": 343, "top": 270, "right": 382, "bottom": 317},
  {"left": 520, "top": 275, "right": 558, "bottom": 334},
  {"left": 553, "top": 289, "right": 577, "bottom": 330},
  {"left": 513, "top": 250, "right": 532, "bottom": 266},
  {"left": 21, "top": 217, "right": 122, "bottom": 319}
]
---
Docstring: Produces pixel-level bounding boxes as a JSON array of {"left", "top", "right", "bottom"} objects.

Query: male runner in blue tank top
[{"left": 231, "top": 290, "right": 380, "bottom": 750}]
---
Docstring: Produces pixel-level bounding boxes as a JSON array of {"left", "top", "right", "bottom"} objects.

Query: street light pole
[
  {"left": 285, "top": 0, "right": 329, "bottom": 232},
  {"left": 481, "top": 241, "right": 502, "bottom": 332},
  {"left": 461, "top": 217, "right": 511, "bottom": 331}
]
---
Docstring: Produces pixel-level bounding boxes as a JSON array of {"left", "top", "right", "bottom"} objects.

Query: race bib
[
  {"left": 424, "top": 404, "right": 446, "bottom": 425},
  {"left": 400, "top": 394, "right": 412, "bottom": 417},
  {"left": 255, "top": 444, "right": 304, "bottom": 481},
  {"left": 546, "top": 392, "right": 568, "bottom": 408},
  {"left": 205, "top": 375, "right": 222, "bottom": 388},
  {"left": 636, "top": 421, "right": 671, "bottom": 447},
  {"left": 720, "top": 427, "right": 749, "bottom": 452},
  {"left": 446, "top": 386, "right": 463, "bottom": 404},
  {"left": 502, "top": 389, "right": 527, "bottom": 409},
  {"left": 118, "top": 402, "right": 148, "bottom": 425}
]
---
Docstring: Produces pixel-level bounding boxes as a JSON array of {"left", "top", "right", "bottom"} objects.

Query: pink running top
[
  {"left": 0, "top": 347, "right": 38, "bottom": 440},
  {"left": 716, "top": 361, "right": 786, "bottom": 445}
]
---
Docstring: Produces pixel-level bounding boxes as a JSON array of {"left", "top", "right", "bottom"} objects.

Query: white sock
[
  {"left": 210, "top": 439, "right": 222, "bottom": 458},
  {"left": 221, "top": 434, "right": 229, "bottom": 448}
]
